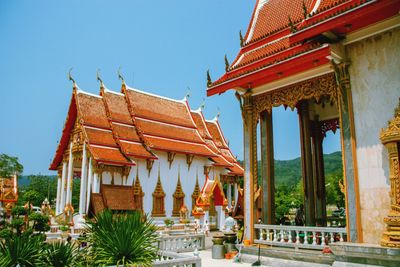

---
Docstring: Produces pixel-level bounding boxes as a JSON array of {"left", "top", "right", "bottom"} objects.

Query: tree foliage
[{"left": 0, "top": 154, "right": 23, "bottom": 177}]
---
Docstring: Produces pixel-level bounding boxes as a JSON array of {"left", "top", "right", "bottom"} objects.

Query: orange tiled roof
[
  {"left": 53, "top": 84, "right": 249, "bottom": 169},
  {"left": 207, "top": 0, "right": 399, "bottom": 95},
  {"left": 244, "top": 0, "right": 314, "bottom": 45}
]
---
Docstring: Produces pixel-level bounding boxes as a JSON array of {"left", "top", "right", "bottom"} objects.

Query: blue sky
[{"left": 0, "top": 0, "right": 340, "bottom": 175}]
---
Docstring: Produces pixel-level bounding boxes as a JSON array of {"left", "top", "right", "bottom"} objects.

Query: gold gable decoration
[
  {"left": 381, "top": 98, "right": 400, "bottom": 248},
  {"left": 172, "top": 167, "right": 185, "bottom": 217},
  {"left": 151, "top": 164, "right": 166, "bottom": 217},
  {"left": 133, "top": 167, "right": 145, "bottom": 213}
]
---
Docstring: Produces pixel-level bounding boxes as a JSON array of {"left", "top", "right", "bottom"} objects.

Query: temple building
[
  {"left": 50, "top": 79, "right": 243, "bottom": 229},
  {"left": 0, "top": 174, "right": 18, "bottom": 215},
  {"left": 207, "top": 0, "right": 400, "bottom": 249}
]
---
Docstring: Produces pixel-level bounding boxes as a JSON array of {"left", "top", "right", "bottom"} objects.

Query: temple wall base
[{"left": 346, "top": 26, "right": 400, "bottom": 244}]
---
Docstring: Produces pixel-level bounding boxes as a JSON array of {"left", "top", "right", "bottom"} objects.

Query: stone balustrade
[
  {"left": 158, "top": 233, "right": 205, "bottom": 252},
  {"left": 254, "top": 224, "right": 347, "bottom": 250},
  {"left": 153, "top": 251, "right": 201, "bottom": 267}
]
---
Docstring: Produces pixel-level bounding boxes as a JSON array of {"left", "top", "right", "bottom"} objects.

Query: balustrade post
[
  {"left": 273, "top": 230, "right": 277, "bottom": 242},
  {"left": 312, "top": 231, "right": 317, "bottom": 245},
  {"left": 340, "top": 232, "right": 344, "bottom": 242},
  {"left": 288, "top": 231, "right": 292, "bottom": 243},
  {"left": 296, "top": 230, "right": 300, "bottom": 244}
]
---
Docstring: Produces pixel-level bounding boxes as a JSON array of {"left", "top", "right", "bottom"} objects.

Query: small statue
[
  {"left": 41, "top": 198, "right": 53, "bottom": 216},
  {"left": 223, "top": 211, "right": 237, "bottom": 233},
  {"left": 179, "top": 204, "right": 189, "bottom": 222}
]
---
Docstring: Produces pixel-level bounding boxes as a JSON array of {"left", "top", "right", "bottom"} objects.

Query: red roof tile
[
  {"left": 84, "top": 127, "right": 117, "bottom": 147},
  {"left": 88, "top": 145, "right": 133, "bottom": 166},
  {"left": 76, "top": 92, "right": 109, "bottom": 129},
  {"left": 145, "top": 136, "right": 215, "bottom": 157},
  {"left": 245, "top": 0, "right": 314, "bottom": 44},
  {"left": 125, "top": 88, "right": 195, "bottom": 128}
]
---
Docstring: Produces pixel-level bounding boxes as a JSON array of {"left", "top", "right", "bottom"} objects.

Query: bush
[
  {"left": 84, "top": 209, "right": 158, "bottom": 266},
  {"left": 28, "top": 213, "right": 50, "bottom": 233},
  {"left": 41, "top": 241, "right": 82, "bottom": 267},
  {"left": 11, "top": 206, "right": 27, "bottom": 217}
]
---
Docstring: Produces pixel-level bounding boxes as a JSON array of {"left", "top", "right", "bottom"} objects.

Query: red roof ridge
[
  {"left": 103, "top": 87, "right": 125, "bottom": 96},
  {"left": 245, "top": 0, "right": 270, "bottom": 44}
]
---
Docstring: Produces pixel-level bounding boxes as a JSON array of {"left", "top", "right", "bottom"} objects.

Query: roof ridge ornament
[
  {"left": 96, "top": 69, "right": 104, "bottom": 89},
  {"left": 117, "top": 67, "right": 125, "bottom": 86},
  {"left": 199, "top": 98, "right": 205, "bottom": 111},
  {"left": 185, "top": 87, "right": 191, "bottom": 100},
  {"left": 68, "top": 68, "right": 76, "bottom": 88},
  {"left": 224, "top": 55, "right": 230, "bottom": 72},
  {"left": 239, "top": 30, "right": 244, "bottom": 47},
  {"left": 206, "top": 70, "right": 212, "bottom": 87}
]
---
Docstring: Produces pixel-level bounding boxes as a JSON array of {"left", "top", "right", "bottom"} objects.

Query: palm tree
[
  {"left": 84, "top": 210, "right": 158, "bottom": 266},
  {"left": 41, "top": 241, "right": 82, "bottom": 267}
]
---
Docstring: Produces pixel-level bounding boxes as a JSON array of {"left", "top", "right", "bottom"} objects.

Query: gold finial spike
[
  {"left": 118, "top": 67, "right": 125, "bottom": 85},
  {"left": 224, "top": 54, "right": 230, "bottom": 72},
  {"left": 199, "top": 98, "right": 205, "bottom": 111},
  {"left": 206, "top": 70, "right": 212, "bottom": 87},
  {"left": 185, "top": 87, "right": 191, "bottom": 100},
  {"left": 96, "top": 69, "right": 104, "bottom": 88},
  {"left": 239, "top": 30, "right": 244, "bottom": 47},
  {"left": 216, "top": 107, "right": 220, "bottom": 119},
  {"left": 68, "top": 68, "right": 76, "bottom": 87}
]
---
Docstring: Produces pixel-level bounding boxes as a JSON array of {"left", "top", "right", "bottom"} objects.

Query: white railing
[
  {"left": 254, "top": 224, "right": 347, "bottom": 250},
  {"left": 153, "top": 251, "right": 201, "bottom": 267},
  {"left": 158, "top": 233, "right": 205, "bottom": 252}
]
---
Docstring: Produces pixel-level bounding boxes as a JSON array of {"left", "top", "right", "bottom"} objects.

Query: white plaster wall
[
  {"left": 346, "top": 27, "right": 400, "bottom": 244},
  {"left": 125, "top": 151, "right": 228, "bottom": 218}
]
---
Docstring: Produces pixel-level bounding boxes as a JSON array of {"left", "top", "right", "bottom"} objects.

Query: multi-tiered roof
[
  {"left": 207, "top": 0, "right": 399, "bottom": 95},
  {"left": 50, "top": 83, "right": 243, "bottom": 176}
]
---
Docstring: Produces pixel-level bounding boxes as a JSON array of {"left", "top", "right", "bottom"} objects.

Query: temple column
[
  {"left": 59, "top": 161, "right": 67, "bottom": 214},
  {"left": 298, "top": 100, "right": 316, "bottom": 226},
  {"left": 93, "top": 172, "right": 99, "bottom": 193},
  {"left": 242, "top": 90, "right": 257, "bottom": 241},
  {"left": 334, "top": 62, "right": 362, "bottom": 242},
  {"left": 234, "top": 182, "right": 238, "bottom": 209},
  {"left": 79, "top": 143, "right": 88, "bottom": 215},
  {"left": 227, "top": 182, "right": 232, "bottom": 209},
  {"left": 56, "top": 174, "right": 62, "bottom": 215},
  {"left": 86, "top": 157, "right": 92, "bottom": 213},
  {"left": 65, "top": 145, "right": 74, "bottom": 206},
  {"left": 311, "top": 118, "right": 326, "bottom": 225},
  {"left": 260, "top": 110, "right": 275, "bottom": 224}
]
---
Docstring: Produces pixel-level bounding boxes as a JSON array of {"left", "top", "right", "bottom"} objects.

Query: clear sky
[{"left": 0, "top": 0, "right": 340, "bottom": 175}]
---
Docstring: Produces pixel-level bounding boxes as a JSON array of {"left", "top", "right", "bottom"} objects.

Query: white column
[
  {"left": 59, "top": 161, "right": 68, "bottom": 214},
  {"left": 93, "top": 173, "right": 99, "bottom": 193},
  {"left": 227, "top": 183, "right": 232, "bottom": 209},
  {"left": 65, "top": 145, "right": 74, "bottom": 205},
  {"left": 56, "top": 176, "right": 62, "bottom": 214},
  {"left": 86, "top": 157, "right": 93, "bottom": 213},
  {"left": 234, "top": 182, "right": 238, "bottom": 210},
  {"left": 79, "top": 143, "right": 88, "bottom": 215},
  {"left": 216, "top": 206, "right": 225, "bottom": 231}
]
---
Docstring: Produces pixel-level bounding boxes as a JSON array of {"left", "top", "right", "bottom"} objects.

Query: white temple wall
[
  {"left": 346, "top": 27, "right": 400, "bottom": 244},
  {"left": 125, "top": 151, "right": 228, "bottom": 218},
  {"left": 102, "top": 172, "right": 112, "bottom": 185}
]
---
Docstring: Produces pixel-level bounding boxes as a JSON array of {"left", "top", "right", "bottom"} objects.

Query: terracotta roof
[
  {"left": 244, "top": 0, "right": 314, "bottom": 45},
  {"left": 51, "top": 85, "right": 245, "bottom": 169},
  {"left": 207, "top": 0, "right": 399, "bottom": 96},
  {"left": 205, "top": 121, "right": 229, "bottom": 149},
  {"left": 125, "top": 88, "right": 194, "bottom": 128}
]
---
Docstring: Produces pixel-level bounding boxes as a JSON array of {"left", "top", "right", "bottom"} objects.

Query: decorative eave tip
[
  {"left": 184, "top": 87, "right": 191, "bottom": 101},
  {"left": 206, "top": 69, "right": 212, "bottom": 88},
  {"left": 68, "top": 68, "right": 77, "bottom": 90},
  {"left": 239, "top": 30, "right": 244, "bottom": 47},
  {"left": 118, "top": 67, "right": 126, "bottom": 87},
  {"left": 224, "top": 55, "right": 230, "bottom": 72},
  {"left": 96, "top": 69, "right": 105, "bottom": 90}
]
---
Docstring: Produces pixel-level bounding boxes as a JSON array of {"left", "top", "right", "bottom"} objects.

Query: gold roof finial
[
  {"left": 118, "top": 67, "right": 125, "bottom": 86},
  {"left": 224, "top": 54, "right": 230, "bottom": 72},
  {"left": 206, "top": 70, "right": 212, "bottom": 87},
  {"left": 185, "top": 87, "right": 191, "bottom": 100},
  {"left": 199, "top": 98, "right": 205, "bottom": 111},
  {"left": 68, "top": 68, "right": 76, "bottom": 88},
  {"left": 96, "top": 69, "right": 104, "bottom": 89},
  {"left": 239, "top": 30, "right": 244, "bottom": 47}
]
